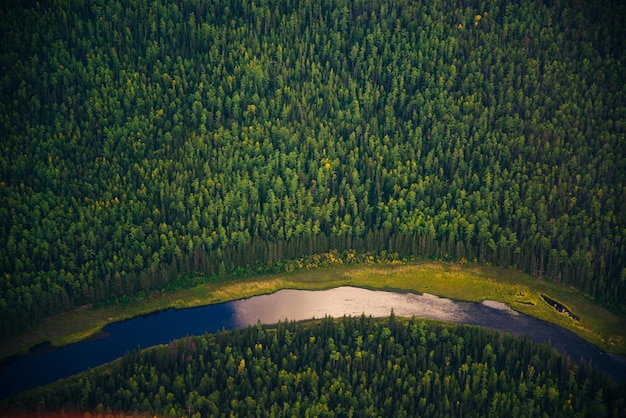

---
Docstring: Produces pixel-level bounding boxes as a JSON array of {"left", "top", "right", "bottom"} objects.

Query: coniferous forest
[
  {"left": 1, "top": 0, "right": 625, "bottom": 363},
  {"left": 7, "top": 316, "right": 626, "bottom": 416}
]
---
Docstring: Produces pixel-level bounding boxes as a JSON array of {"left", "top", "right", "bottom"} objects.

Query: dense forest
[
  {"left": 1, "top": 0, "right": 625, "bottom": 342},
  {"left": 5, "top": 316, "right": 626, "bottom": 416}
]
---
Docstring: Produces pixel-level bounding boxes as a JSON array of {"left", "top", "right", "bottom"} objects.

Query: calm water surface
[{"left": 1, "top": 286, "right": 625, "bottom": 399}]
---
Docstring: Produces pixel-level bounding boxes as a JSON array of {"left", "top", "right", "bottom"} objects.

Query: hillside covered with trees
[
  {"left": 1, "top": 0, "right": 625, "bottom": 342},
  {"left": 6, "top": 316, "right": 626, "bottom": 416}
]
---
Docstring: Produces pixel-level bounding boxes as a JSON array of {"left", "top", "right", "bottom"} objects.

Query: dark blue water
[
  {"left": 0, "top": 302, "right": 238, "bottom": 399},
  {"left": 1, "top": 287, "right": 625, "bottom": 400}
]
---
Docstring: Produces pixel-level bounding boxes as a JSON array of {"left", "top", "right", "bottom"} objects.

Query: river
[{"left": 1, "top": 286, "right": 625, "bottom": 399}]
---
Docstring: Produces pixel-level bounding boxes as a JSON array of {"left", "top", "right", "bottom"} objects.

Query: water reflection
[{"left": 231, "top": 287, "right": 465, "bottom": 327}]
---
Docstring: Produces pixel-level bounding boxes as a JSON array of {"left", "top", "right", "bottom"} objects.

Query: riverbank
[{"left": 2, "top": 261, "right": 625, "bottom": 361}]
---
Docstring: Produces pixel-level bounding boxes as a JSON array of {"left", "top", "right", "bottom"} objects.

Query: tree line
[{"left": 1, "top": 0, "right": 625, "bottom": 341}]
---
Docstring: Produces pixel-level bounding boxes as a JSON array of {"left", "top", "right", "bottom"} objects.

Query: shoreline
[{"left": 2, "top": 261, "right": 625, "bottom": 362}]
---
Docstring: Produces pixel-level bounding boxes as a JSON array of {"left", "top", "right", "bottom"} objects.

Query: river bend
[{"left": 1, "top": 287, "right": 625, "bottom": 399}]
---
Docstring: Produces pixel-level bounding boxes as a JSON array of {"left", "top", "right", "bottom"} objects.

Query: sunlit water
[{"left": 1, "top": 286, "right": 625, "bottom": 400}]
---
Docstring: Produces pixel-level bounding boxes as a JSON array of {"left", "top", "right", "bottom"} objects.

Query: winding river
[{"left": 1, "top": 286, "right": 625, "bottom": 399}]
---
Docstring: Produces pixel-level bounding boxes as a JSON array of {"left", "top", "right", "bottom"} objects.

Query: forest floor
[{"left": 2, "top": 261, "right": 625, "bottom": 362}]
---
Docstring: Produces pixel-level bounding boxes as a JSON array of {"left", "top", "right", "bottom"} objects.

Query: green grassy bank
[{"left": 2, "top": 261, "right": 625, "bottom": 362}]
